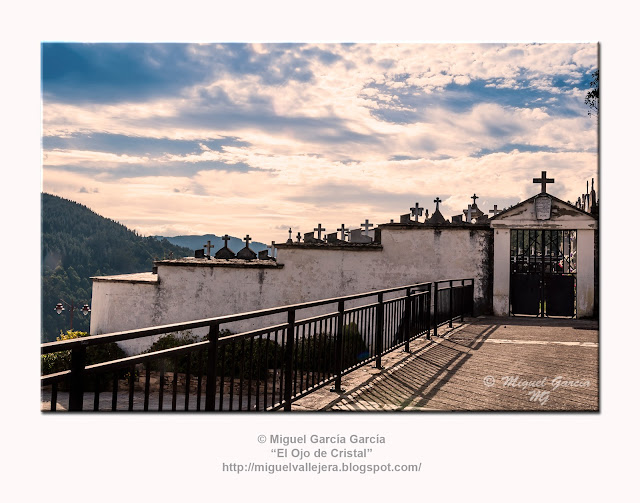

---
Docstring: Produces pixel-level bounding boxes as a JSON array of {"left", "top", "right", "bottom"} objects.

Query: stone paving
[
  {"left": 292, "top": 316, "right": 599, "bottom": 411},
  {"left": 41, "top": 316, "right": 598, "bottom": 412}
]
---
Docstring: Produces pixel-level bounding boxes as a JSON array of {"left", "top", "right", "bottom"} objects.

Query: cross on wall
[
  {"left": 434, "top": 197, "right": 442, "bottom": 211},
  {"left": 203, "top": 240, "right": 213, "bottom": 256},
  {"left": 361, "top": 219, "right": 372, "bottom": 237},
  {"left": 315, "top": 223, "right": 325, "bottom": 240},
  {"left": 533, "top": 171, "right": 554, "bottom": 193},
  {"left": 410, "top": 202, "right": 423, "bottom": 221}
]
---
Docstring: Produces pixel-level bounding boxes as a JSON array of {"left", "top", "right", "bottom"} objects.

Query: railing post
[
  {"left": 433, "top": 282, "right": 439, "bottom": 338},
  {"left": 69, "top": 345, "right": 87, "bottom": 411},
  {"left": 449, "top": 280, "right": 454, "bottom": 328},
  {"left": 205, "top": 322, "right": 219, "bottom": 411},
  {"left": 375, "top": 293, "right": 384, "bottom": 369},
  {"left": 404, "top": 288, "right": 411, "bottom": 352},
  {"left": 331, "top": 300, "right": 345, "bottom": 392},
  {"left": 460, "top": 280, "right": 465, "bottom": 323},
  {"left": 284, "top": 308, "right": 296, "bottom": 409},
  {"left": 471, "top": 278, "right": 475, "bottom": 317},
  {"left": 426, "top": 285, "right": 431, "bottom": 340}
]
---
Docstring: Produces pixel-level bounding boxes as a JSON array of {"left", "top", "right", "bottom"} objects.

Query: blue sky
[{"left": 42, "top": 43, "right": 598, "bottom": 242}]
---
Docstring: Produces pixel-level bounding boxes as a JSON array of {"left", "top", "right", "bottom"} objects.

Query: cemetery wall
[{"left": 90, "top": 226, "right": 493, "bottom": 355}]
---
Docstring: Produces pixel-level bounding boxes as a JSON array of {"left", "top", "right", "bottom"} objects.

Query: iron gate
[{"left": 510, "top": 229, "right": 577, "bottom": 317}]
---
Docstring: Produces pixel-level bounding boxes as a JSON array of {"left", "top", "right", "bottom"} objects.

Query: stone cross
[
  {"left": 410, "top": 202, "right": 423, "bottom": 222},
  {"left": 471, "top": 193, "right": 479, "bottom": 205},
  {"left": 270, "top": 241, "right": 276, "bottom": 258},
  {"left": 296, "top": 232, "right": 302, "bottom": 243},
  {"left": 489, "top": 204, "right": 499, "bottom": 217},
  {"left": 288, "top": 228, "right": 292, "bottom": 240},
  {"left": 337, "top": 224, "right": 348, "bottom": 241},
  {"left": 434, "top": 197, "right": 442, "bottom": 211},
  {"left": 203, "top": 240, "right": 213, "bottom": 256},
  {"left": 466, "top": 204, "right": 472, "bottom": 223},
  {"left": 244, "top": 234, "right": 252, "bottom": 247},
  {"left": 533, "top": 171, "right": 554, "bottom": 193},
  {"left": 222, "top": 234, "right": 231, "bottom": 247},
  {"left": 315, "top": 223, "right": 325, "bottom": 240},
  {"left": 361, "top": 219, "right": 372, "bottom": 237}
]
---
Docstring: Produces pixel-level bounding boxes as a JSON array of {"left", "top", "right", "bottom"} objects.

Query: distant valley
[{"left": 152, "top": 234, "right": 267, "bottom": 254}]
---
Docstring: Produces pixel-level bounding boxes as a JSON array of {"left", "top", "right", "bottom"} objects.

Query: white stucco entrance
[{"left": 490, "top": 192, "right": 597, "bottom": 318}]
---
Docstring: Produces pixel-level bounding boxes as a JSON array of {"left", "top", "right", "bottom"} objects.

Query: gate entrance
[{"left": 510, "top": 229, "right": 577, "bottom": 317}]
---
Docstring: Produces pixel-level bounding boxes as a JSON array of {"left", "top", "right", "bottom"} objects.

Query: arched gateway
[{"left": 490, "top": 172, "right": 598, "bottom": 318}]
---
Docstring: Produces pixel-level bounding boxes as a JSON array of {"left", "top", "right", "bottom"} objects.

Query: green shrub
[{"left": 41, "top": 330, "right": 126, "bottom": 376}]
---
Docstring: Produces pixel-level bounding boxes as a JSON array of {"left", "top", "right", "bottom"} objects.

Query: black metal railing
[{"left": 41, "top": 278, "right": 474, "bottom": 412}]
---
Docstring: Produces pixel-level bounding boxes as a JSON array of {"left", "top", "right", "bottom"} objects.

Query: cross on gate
[
  {"left": 533, "top": 171, "right": 554, "bottom": 193},
  {"left": 489, "top": 204, "right": 499, "bottom": 217},
  {"left": 315, "top": 223, "right": 325, "bottom": 240},
  {"left": 203, "top": 240, "right": 213, "bottom": 256},
  {"left": 410, "top": 202, "right": 423, "bottom": 221},
  {"left": 244, "top": 234, "right": 252, "bottom": 247},
  {"left": 471, "top": 193, "right": 479, "bottom": 205},
  {"left": 361, "top": 219, "right": 372, "bottom": 237},
  {"left": 296, "top": 232, "right": 302, "bottom": 243},
  {"left": 222, "top": 234, "right": 231, "bottom": 248},
  {"left": 434, "top": 197, "right": 442, "bottom": 211},
  {"left": 337, "top": 224, "right": 348, "bottom": 241}
]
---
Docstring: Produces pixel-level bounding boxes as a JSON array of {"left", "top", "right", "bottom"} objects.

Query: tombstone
[
  {"left": 452, "top": 215, "right": 463, "bottom": 224},
  {"left": 304, "top": 231, "right": 321, "bottom": 243},
  {"left": 349, "top": 228, "right": 373, "bottom": 243},
  {"left": 258, "top": 250, "right": 269, "bottom": 260},
  {"left": 195, "top": 249, "right": 205, "bottom": 259},
  {"left": 236, "top": 234, "right": 257, "bottom": 260},
  {"left": 214, "top": 234, "right": 236, "bottom": 259},
  {"left": 400, "top": 213, "right": 411, "bottom": 224},
  {"left": 326, "top": 232, "right": 339, "bottom": 243}
]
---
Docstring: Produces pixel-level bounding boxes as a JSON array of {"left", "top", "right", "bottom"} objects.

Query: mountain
[
  {"left": 41, "top": 193, "right": 192, "bottom": 342},
  {"left": 152, "top": 234, "right": 268, "bottom": 254}
]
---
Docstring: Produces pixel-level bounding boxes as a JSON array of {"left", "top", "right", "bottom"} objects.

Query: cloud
[{"left": 42, "top": 43, "right": 598, "bottom": 243}]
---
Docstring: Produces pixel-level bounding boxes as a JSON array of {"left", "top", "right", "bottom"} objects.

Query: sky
[{"left": 41, "top": 42, "right": 598, "bottom": 244}]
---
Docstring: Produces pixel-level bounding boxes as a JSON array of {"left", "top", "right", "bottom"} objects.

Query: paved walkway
[{"left": 292, "top": 316, "right": 598, "bottom": 411}]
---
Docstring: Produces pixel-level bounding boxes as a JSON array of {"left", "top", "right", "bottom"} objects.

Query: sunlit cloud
[{"left": 42, "top": 43, "right": 598, "bottom": 244}]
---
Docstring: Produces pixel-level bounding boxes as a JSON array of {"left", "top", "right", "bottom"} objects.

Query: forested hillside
[{"left": 41, "top": 193, "right": 192, "bottom": 342}]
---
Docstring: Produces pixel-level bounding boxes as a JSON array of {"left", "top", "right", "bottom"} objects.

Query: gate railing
[{"left": 41, "top": 278, "right": 475, "bottom": 412}]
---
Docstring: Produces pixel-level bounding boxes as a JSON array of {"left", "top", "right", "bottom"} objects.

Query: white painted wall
[
  {"left": 90, "top": 226, "right": 493, "bottom": 355},
  {"left": 577, "top": 229, "right": 595, "bottom": 318},
  {"left": 492, "top": 228, "right": 511, "bottom": 316}
]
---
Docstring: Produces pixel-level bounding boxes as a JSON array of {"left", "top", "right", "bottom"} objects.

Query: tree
[{"left": 585, "top": 70, "right": 599, "bottom": 119}]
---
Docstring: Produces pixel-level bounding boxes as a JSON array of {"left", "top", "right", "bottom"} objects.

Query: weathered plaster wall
[{"left": 90, "top": 226, "right": 493, "bottom": 354}]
